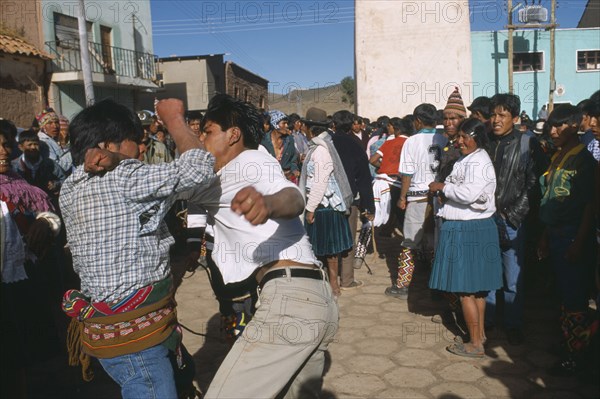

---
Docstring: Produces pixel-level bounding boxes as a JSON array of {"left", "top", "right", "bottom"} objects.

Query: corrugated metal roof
[{"left": 0, "top": 34, "right": 52, "bottom": 59}]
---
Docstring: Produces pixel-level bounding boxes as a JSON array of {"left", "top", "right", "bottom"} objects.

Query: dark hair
[
  {"left": 413, "top": 103, "right": 437, "bottom": 127},
  {"left": 260, "top": 112, "right": 271, "bottom": 126},
  {"left": 288, "top": 113, "right": 301, "bottom": 127},
  {"left": 353, "top": 115, "right": 363, "bottom": 124},
  {"left": 17, "top": 129, "right": 39, "bottom": 144},
  {"left": 0, "top": 119, "right": 17, "bottom": 144},
  {"left": 389, "top": 117, "right": 403, "bottom": 134},
  {"left": 310, "top": 125, "right": 326, "bottom": 136},
  {"left": 399, "top": 117, "right": 416, "bottom": 136},
  {"left": 376, "top": 115, "right": 390, "bottom": 129},
  {"left": 332, "top": 110, "right": 354, "bottom": 133},
  {"left": 185, "top": 110, "right": 203, "bottom": 122},
  {"left": 490, "top": 93, "right": 521, "bottom": 117},
  {"left": 458, "top": 117, "right": 490, "bottom": 148},
  {"left": 436, "top": 109, "right": 444, "bottom": 125},
  {"left": 202, "top": 94, "right": 263, "bottom": 149},
  {"left": 69, "top": 99, "right": 144, "bottom": 166},
  {"left": 546, "top": 104, "right": 583, "bottom": 127},
  {"left": 468, "top": 96, "right": 492, "bottom": 119},
  {"left": 582, "top": 92, "right": 600, "bottom": 117}
]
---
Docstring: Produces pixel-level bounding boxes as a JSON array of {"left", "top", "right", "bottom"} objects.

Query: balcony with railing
[{"left": 45, "top": 40, "right": 158, "bottom": 86}]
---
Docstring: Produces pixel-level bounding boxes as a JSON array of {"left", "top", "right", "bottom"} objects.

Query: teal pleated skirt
[
  {"left": 428, "top": 217, "right": 502, "bottom": 293},
  {"left": 305, "top": 207, "right": 353, "bottom": 257}
]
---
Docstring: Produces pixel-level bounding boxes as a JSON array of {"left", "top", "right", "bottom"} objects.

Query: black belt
[{"left": 259, "top": 268, "right": 323, "bottom": 290}]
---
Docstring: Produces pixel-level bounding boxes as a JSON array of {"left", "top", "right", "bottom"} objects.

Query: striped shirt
[{"left": 60, "top": 149, "right": 215, "bottom": 302}]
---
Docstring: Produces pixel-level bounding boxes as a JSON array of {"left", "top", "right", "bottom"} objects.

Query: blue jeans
[
  {"left": 98, "top": 344, "right": 178, "bottom": 399},
  {"left": 486, "top": 219, "right": 524, "bottom": 329}
]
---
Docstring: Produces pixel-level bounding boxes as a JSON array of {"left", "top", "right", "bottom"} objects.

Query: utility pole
[
  {"left": 506, "top": 0, "right": 556, "bottom": 111},
  {"left": 507, "top": 0, "right": 514, "bottom": 94},
  {"left": 548, "top": 0, "right": 556, "bottom": 113},
  {"left": 77, "top": 0, "right": 94, "bottom": 105}
]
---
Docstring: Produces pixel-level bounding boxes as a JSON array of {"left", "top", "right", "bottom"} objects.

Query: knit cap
[
  {"left": 269, "top": 110, "right": 288, "bottom": 129},
  {"left": 36, "top": 107, "right": 58, "bottom": 128},
  {"left": 444, "top": 87, "right": 467, "bottom": 118}
]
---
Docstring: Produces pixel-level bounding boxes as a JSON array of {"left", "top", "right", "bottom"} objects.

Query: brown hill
[{"left": 267, "top": 84, "right": 354, "bottom": 116}]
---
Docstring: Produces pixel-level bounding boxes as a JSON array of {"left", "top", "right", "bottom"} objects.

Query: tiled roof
[{"left": 0, "top": 34, "right": 52, "bottom": 59}]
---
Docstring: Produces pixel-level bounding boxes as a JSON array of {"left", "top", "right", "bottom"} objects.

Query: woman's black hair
[
  {"left": 202, "top": 94, "right": 263, "bottom": 149},
  {"left": 69, "top": 99, "right": 144, "bottom": 166},
  {"left": 458, "top": 117, "right": 490, "bottom": 148}
]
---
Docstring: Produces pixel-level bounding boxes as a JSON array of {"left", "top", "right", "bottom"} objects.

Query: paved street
[{"left": 30, "top": 250, "right": 599, "bottom": 398}]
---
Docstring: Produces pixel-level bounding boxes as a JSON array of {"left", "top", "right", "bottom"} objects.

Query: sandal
[
  {"left": 454, "top": 336, "right": 487, "bottom": 346},
  {"left": 446, "top": 342, "right": 485, "bottom": 358}
]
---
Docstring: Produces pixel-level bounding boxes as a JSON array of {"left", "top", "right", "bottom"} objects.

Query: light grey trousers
[{"left": 205, "top": 267, "right": 339, "bottom": 399}]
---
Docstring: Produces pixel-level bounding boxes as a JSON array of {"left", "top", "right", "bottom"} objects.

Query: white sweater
[{"left": 438, "top": 149, "right": 497, "bottom": 221}]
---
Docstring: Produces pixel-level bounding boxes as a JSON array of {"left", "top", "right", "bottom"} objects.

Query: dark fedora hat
[{"left": 301, "top": 107, "right": 329, "bottom": 127}]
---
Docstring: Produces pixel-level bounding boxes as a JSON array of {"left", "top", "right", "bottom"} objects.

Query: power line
[{"left": 154, "top": 19, "right": 354, "bottom": 36}]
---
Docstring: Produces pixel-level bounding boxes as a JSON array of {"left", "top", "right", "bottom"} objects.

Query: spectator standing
[
  {"left": 428, "top": 118, "right": 502, "bottom": 358},
  {"left": 485, "top": 93, "right": 547, "bottom": 345},
  {"left": 330, "top": 110, "right": 375, "bottom": 290},
  {"left": 538, "top": 105, "right": 597, "bottom": 375},
  {"left": 385, "top": 104, "right": 447, "bottom": 299},
  {"left": 1, "top": 121, "right": 63, "bottom": 398},
  {"left": 11, "top": 130, "right": 65, "bottom": 202},
  {"left": 261, "top": 110, "right": 300, "bottom": 183},
  {"left": 300, "top": 128, "right": 354, "bottom": 297},
  {"left": 37, "top": 107, "right": 72, "bottom": 174}
]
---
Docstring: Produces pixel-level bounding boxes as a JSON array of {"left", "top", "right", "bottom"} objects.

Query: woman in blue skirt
[
  {"left": 428, "top": 118, "right": 502, "bottom": 358},
  {"left": 299, "top": 128, "right": 354, "bottom": 297}
]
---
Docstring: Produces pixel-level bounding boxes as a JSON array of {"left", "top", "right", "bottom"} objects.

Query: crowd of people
[{"left": 1, "top": 87, "right": 599, "bottom": 398}]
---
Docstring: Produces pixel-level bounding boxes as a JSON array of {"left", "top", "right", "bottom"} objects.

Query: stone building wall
[{"left": 0, "top": 52, "right": 46, "bottom": 127}]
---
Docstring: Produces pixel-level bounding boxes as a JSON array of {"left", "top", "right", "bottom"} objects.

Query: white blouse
[{"left": 438, "top": 148, "right": 497, "bottom": 220}]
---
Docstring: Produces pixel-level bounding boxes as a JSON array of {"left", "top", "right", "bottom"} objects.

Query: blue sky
[{"left": 151, "top": 1, "right": 588, "bottom": 93}]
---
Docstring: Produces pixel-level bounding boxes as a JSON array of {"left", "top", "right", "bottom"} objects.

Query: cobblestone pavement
[{"left": 30, "top": 249, "right": 599, "bottom": 398}]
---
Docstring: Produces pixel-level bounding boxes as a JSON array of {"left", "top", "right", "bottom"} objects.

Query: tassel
[{"left": 66, "top": 318, "right": 94, "bottom": 382}]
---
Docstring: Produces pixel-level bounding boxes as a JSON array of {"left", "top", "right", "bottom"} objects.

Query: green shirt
[{"left": 539, "top": 144, "right": 596, "bottom": 227}]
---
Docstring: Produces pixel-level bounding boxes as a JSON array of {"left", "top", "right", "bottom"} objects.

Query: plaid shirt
[{"left": 60, "top": 149, "right": 215, "bottom": 302}]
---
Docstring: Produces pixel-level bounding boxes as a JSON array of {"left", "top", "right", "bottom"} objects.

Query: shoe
[
  {"left": 340, "top": 280, "right": 364, "bottom": 290},
  {"left": 353, "top": 258, "right": 364, "bottom": 270},
  {"left": 506, "top": 328, "right": 524, "bottom": 346},
  {"left": 446, "top": 342, "right": 484, "bottom": 358},
  {"left": 384, "top": 285, "right": 408, "bottom": 299},
  {"left": 431, "top": 309, "right": 454, "bottom": 324}
]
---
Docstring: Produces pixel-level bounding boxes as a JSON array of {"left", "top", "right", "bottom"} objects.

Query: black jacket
[
  {"left": 329, "top": 130, "right": 375, "bottom": 214},
  {"left": 487, "top": 129, "right": 548, "bottom": 228}
]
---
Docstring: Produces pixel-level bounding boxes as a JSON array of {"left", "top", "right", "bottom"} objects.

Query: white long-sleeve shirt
[{"left": 438, "top": 149, "right": 496, "bottom": 220}]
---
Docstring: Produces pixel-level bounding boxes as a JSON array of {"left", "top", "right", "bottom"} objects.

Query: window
[
  {"left": 54, "top": 13, "right": 92, "bottom": 46},
  {"left": 234, "top": 86, "right": 239, "bottom": 99},
  {"left": 259, "top": 95, "right": 265, "bottom": 108},
  {"left": 513, "top": 52, "right": 543, "bottom": 72},
  {"left": 244, "top": 89, "right": 249, "bottom": 102},
  {"left": 577, "top": 50, "right": 600, "bottom": 71},
  {"left": 100, "top": 26, "right": 112, "bottom": 70}
]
